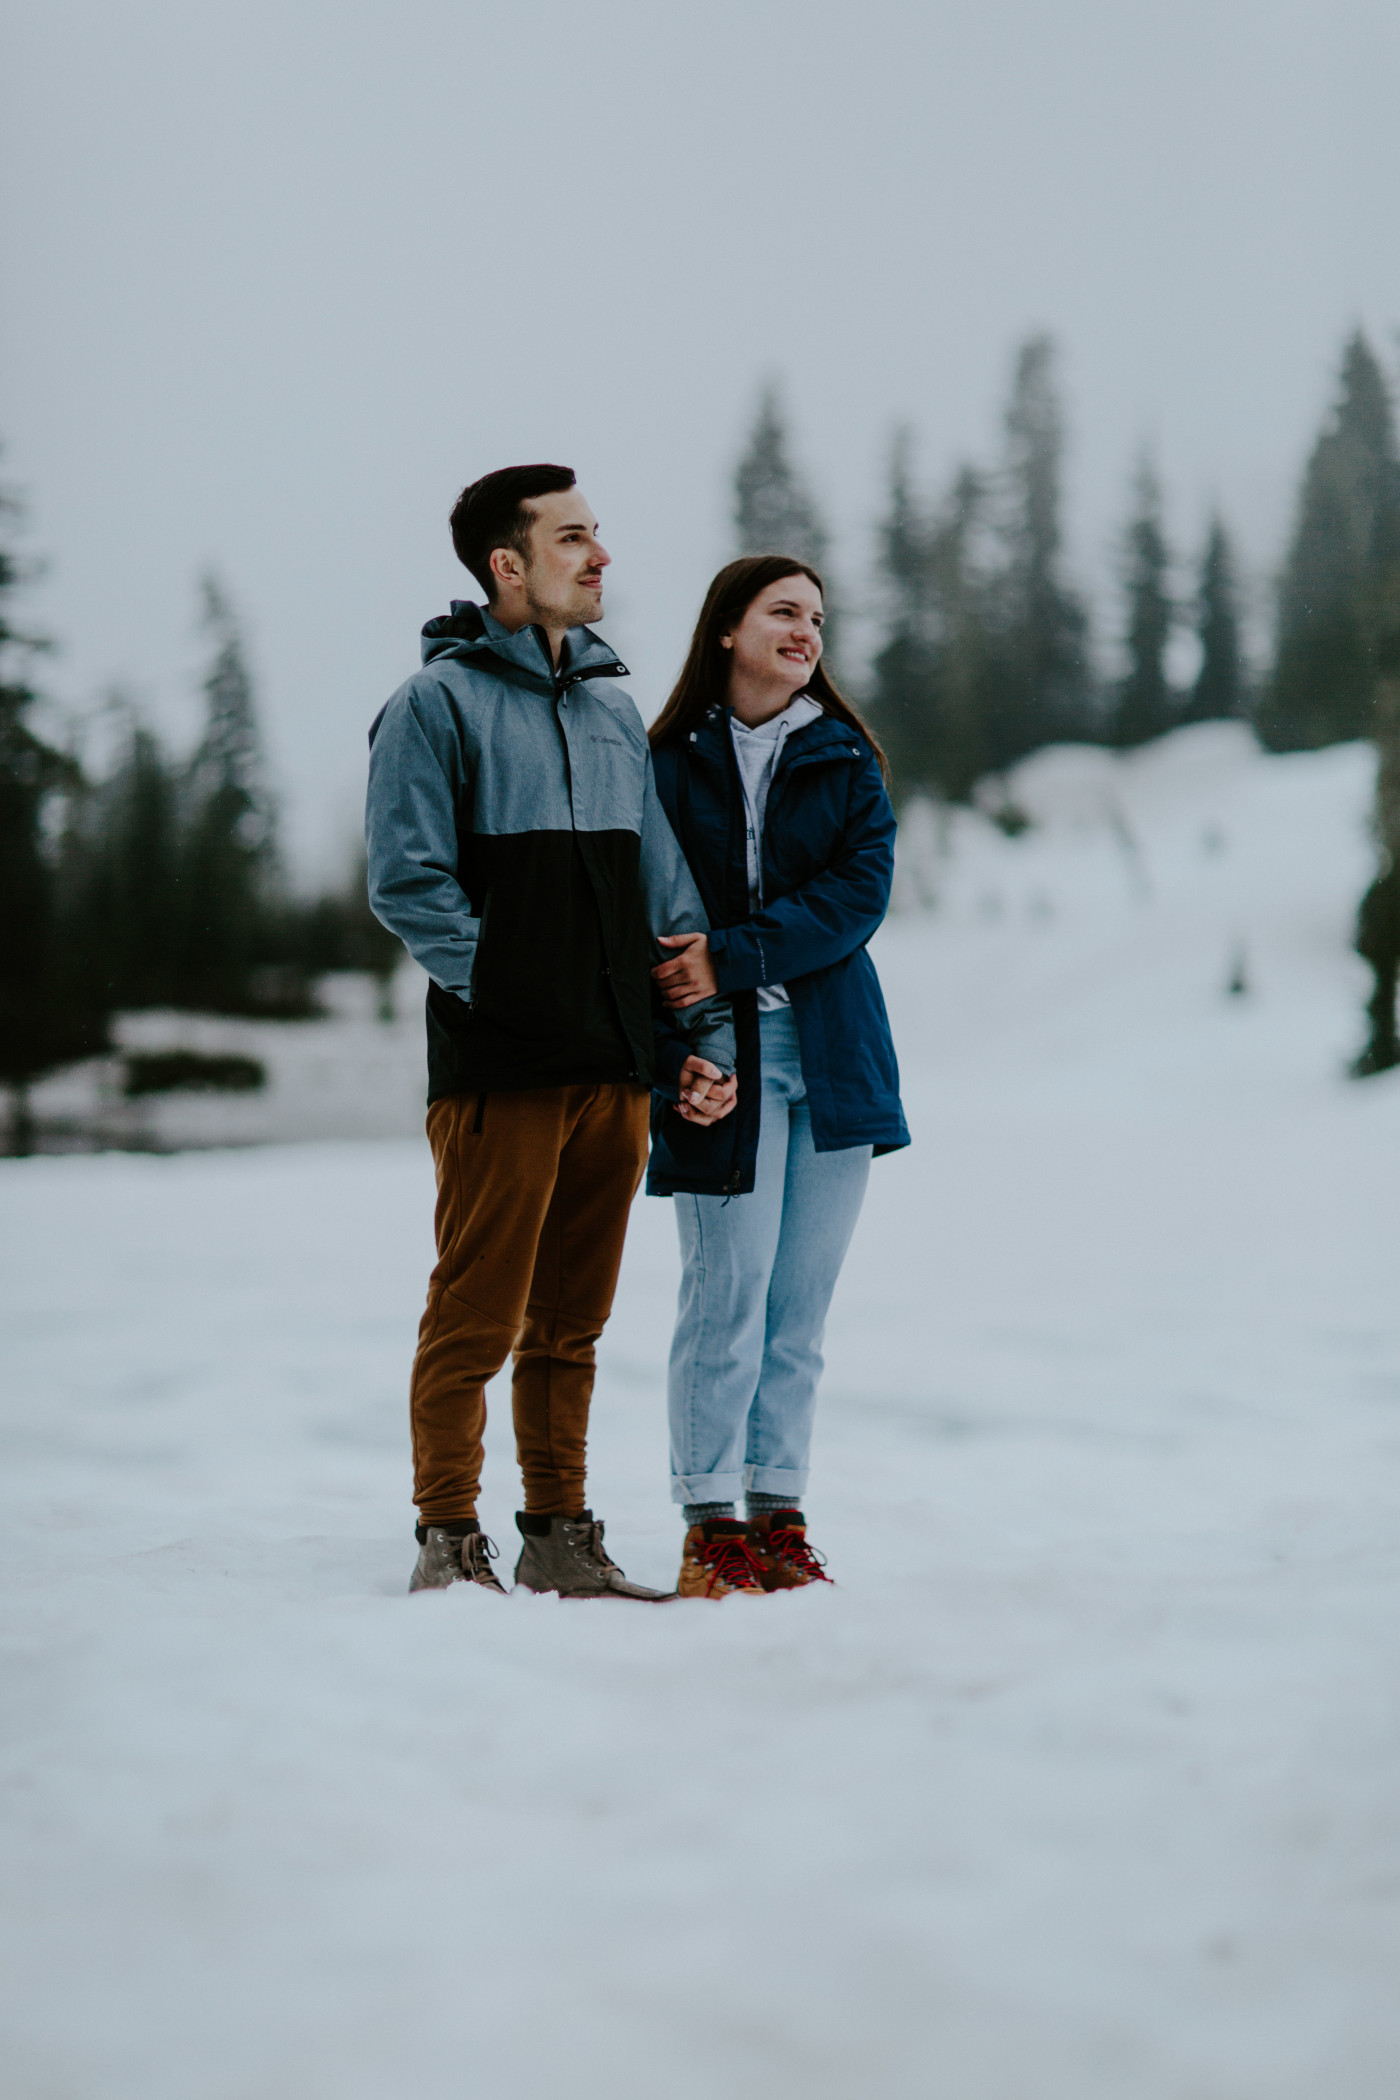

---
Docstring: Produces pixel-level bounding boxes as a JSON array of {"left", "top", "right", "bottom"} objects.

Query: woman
[{"left": 648, "top": 555, "right": 909, "bottom": 1599}]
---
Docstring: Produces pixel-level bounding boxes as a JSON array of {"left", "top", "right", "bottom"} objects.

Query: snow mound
[
  {"left": 883, "top": 724, "right": 1377, "bottom": 1097},
  {"left": 26, "top": 967, "right": 434, "bottom": 1149}
]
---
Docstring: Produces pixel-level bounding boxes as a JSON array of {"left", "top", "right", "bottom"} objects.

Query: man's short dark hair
[{"left": 449, "top": 464, "right": 577, "bottom": 598}]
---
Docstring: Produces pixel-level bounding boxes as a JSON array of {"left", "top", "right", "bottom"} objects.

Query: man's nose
[{"left": 592, "top": 539, "right": 612, "bottom": 569}]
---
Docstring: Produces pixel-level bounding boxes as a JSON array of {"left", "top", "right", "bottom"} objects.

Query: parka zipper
[
  {"left": 552, "top": 650, "right": 644, "bottom": 1081},
  {"left": 466, "top": 889, "right": 493, "bottom": 1015},
  {"left": 553, "top": 645, "right": 630, "bottom": 699}
]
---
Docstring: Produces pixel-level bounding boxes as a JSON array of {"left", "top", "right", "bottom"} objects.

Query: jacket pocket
[
  {"left": 647, "top": 1087, "right": 744, "bottom": 1194},
  {"left": 468, "top": 889, "right": 496, "bottom": 1013}
]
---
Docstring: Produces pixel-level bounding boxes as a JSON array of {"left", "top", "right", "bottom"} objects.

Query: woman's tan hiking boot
[
  {"left": 746, "top": 1510, "right": 833, "bottom": 1591},
  {"left": 677, "top": 1517, "right": 768, "bottom": 1598}
]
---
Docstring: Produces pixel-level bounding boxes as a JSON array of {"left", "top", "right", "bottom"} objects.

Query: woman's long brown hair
[{"left": 648, "top": 554, "right": 890, "bottom": 783}]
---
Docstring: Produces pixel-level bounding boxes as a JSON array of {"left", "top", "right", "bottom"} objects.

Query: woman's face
[{"left": 722, "top": 574, "right": 825, "bottom": 693}]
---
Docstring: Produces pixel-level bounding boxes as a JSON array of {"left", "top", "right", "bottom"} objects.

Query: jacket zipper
[
  {"left": 556, "top": 657, "right": 630, "bottom": 697},
  {"left": 553, "top": 660, "right": 644, "bottom": 1081},
  {"left": 467, "top": 890, "right": 493, "bottom": 1014}
]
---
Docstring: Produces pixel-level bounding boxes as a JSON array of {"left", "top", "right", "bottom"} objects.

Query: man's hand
[
  {"left": 675, "top": 1055, "right": 737, "bottom": 1126},
  {"left": 653, "top": 931, "right": 719, "bottom": 1011}
]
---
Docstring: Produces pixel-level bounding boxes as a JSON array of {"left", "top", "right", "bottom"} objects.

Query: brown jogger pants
[{"left": 410, "top": 1083, "right": 650, "bottom": 1524}]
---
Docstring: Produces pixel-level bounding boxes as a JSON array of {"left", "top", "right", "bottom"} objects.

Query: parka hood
[{"left": 420, "top": 599, "right": 626, "bottom": 693}]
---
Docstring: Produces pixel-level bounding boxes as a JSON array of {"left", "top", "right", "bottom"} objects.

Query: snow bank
[
  {"left": 25, "top": 967, "right": 433, "bottom": 1150},
  {"left": 884, "top": 724, "right": 1376, "bottom": 1096}
]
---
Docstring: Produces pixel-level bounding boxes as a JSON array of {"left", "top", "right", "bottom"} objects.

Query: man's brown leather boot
[
  {"left": 676, "top": 1517, "right": 767, "bottom": 1598},
  {"left": 746, "top": 1510, "right": 833, "bottom": 1591}
]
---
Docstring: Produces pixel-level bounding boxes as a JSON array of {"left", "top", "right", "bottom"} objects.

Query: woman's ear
[{"left": 719, "top": 633, "right": 733, "bottom": 650}]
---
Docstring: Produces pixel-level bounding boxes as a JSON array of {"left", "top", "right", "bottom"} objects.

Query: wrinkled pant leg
[
  {"left": 743, "top": 1102, "right": 870, "bottom": 1501},
  {"left": 666, "top": 1063, "right": 794, "bottom": 1506},
  {"left": 512, "top": 1084, "right": 650, "bottom": 1515},
  {"left": 410, "top": 1090, "right": 568, "bottom": 1525}
]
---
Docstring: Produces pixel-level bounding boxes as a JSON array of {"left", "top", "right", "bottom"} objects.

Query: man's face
[{"left": 510, "top": 489, "right": 611, "bottom": 629}]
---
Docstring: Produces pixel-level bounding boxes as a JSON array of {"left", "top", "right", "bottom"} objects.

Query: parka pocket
[
  {"left": 468, "top": 890, "right": 496, "bottom": 1014},
  {"left": 647, "top": 1086, "right": 743, "bottom": 1193}
]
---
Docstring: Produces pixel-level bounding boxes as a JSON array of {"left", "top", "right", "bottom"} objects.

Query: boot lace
[
  {"left": 768, "top": 1525, "right": 831, "bottom": 1583},
  {"left": 462, "top": 1533, "right": 502, "bottom": 1584},
  {"left": 701, "top": 1533, "right": 766, "bottom": 1595},
  {"left": 584, "top": 1520, "right": 619, "bottom": 1571},
  {"left": 561, "top": 1518, "right": 618, "bottom": 1573}
]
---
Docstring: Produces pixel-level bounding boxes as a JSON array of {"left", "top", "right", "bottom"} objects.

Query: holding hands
[
  {"left": 654, "top": 934, "right": 734, "bottom": 1125},
  {"left": 675, "top": 1056, "right": 737, "bottom": 1125}
]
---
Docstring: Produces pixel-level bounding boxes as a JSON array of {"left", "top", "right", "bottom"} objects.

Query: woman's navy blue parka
[{"left": 647, "top": 702, "right": 909, "bottom": 1198}]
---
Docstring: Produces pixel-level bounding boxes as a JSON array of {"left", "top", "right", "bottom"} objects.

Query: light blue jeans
[{"left": 667, "top": 1005, "right": 872, "bottom": 1506}]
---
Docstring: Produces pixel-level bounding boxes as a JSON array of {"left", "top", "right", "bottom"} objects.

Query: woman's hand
[
  {"left": 675, "top": 1056, "right": 737, "bottom": 1124},
  {"left": 652, "top": 931, "right": 719, "bottom": 1010}
]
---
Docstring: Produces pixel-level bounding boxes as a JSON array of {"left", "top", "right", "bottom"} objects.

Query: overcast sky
[{"left": 3, "top": 0, "right": 1398, "bottom": 875}]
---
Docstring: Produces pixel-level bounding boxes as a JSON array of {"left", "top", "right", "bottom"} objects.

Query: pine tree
[
  {"left": 0, "top": 468, "right": 105, "bottom": 1148},
  {"left": 1263, "top": 331, "right": 1400, "bottom": 751},
  {"left": 868, "top": 435, "right": 1001, "bottom": 803},
  {"left": 113, "top": 721, "right": 182, "bottom": 1003},
  {"left": 63, "top": 703, "right": 183, "bottom": 1011},
  {"left": 870, "top": 341, "right": 1096, "bottom": 800},
  {"left": 734, "top": 384, "right": 829, "bottom": 567},
  {"left": 867, "top": 430, "right": 937, "bottom": 801},
  {"left": 1111, "top": 455, "right": 1176, "bottom": 747},
  {"left": 997, "top": 335, "right": 1092, "bottom": 753},
  {"left": 1183, "top": 515, "right": 1247, "bottom": 722},
  {"left": 174, "top": 576, "right": 301, "bottom": 1014},
  {"left": 732, "top": 385, "right": 838, "bottom": 661},
  {"left": 1353, "top": 566, "right": 1400, "bottom": 1074},
  {"left": 925, "top": 467, "right": 1003, "bottom": 797}
]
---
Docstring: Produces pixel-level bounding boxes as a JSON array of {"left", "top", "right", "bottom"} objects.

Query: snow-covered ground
[{"left": 4, "top": 725, "right": 1400, "bottom": 2099}]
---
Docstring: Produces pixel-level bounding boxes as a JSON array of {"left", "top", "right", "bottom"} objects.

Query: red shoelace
[
  {"left": 767, "top": 1526, "right": 832, "bottom": 1583},
  {"left": 701, "top": 1534, "right": 767, "bottom": 1594}
]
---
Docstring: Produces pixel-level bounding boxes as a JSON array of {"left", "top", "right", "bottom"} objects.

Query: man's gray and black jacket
[{"left": 365, "top": 600, "right": 735, "bottom": 1103}]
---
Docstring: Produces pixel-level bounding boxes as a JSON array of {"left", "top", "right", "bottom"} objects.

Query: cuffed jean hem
[
  {"left": 744, "top": 1463, "right": 810, "bottom": 1498},
  {"left": 671, "top": 1469, "right": 745, "bottom": 1506}
]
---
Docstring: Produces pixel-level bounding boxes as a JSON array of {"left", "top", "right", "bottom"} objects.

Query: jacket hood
[
  {"left": 420, "top": 599, "right": 626, "bottom": 692},
  {"left": 694, "top": 699, "right": 867, "bottom": 768},
  {"left": 728, "top": 693, "right": 825, "bottom": 744}
]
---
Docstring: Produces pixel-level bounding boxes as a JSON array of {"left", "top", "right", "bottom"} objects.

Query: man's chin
[{"left": 523, "top": 592, "right": 605, "bottom": 630}]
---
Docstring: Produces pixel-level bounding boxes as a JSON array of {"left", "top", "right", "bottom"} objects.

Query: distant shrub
[
  {"left": 988, "top": 800, "right": 1032, "bottom": 838},
  {"left": 122, "top": 1051, "right": 266, "bottom": 1097}
]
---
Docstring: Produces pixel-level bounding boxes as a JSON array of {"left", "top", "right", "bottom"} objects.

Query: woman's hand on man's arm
[{"left": 652, "top": 931, "right": 719, "bottom": 1010}]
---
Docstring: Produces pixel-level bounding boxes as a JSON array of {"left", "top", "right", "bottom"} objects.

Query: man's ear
[{"left": 489, "top": 544, "right": 524, "bottom": 595}]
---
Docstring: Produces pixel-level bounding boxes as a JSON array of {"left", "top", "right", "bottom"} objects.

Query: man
[{"left": 366, "top": 464, "right": 735, "bottom": 1598}]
